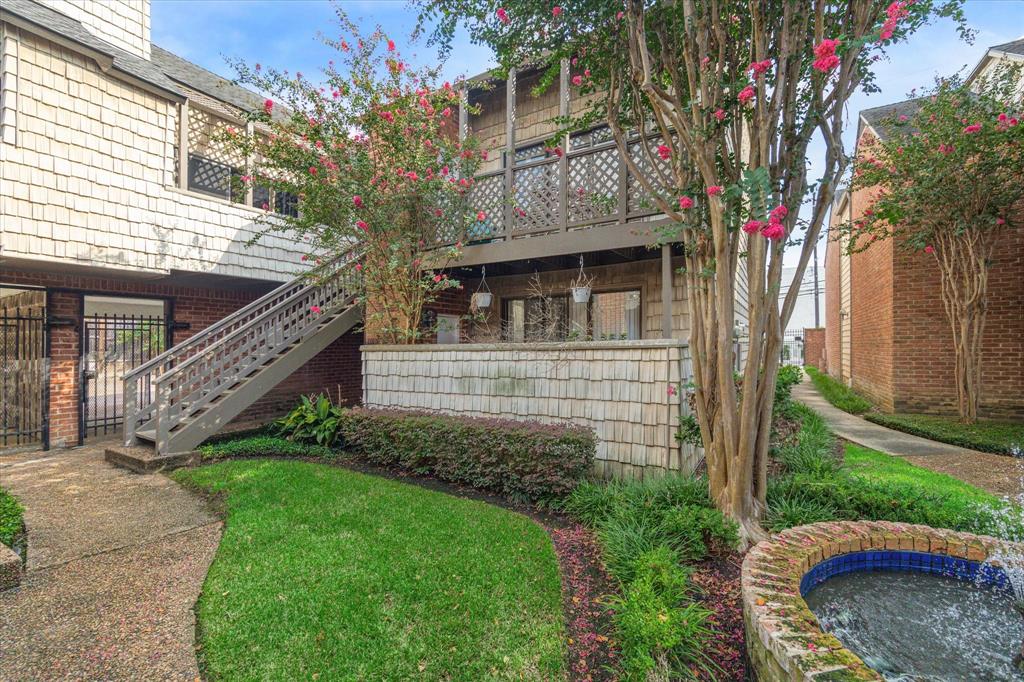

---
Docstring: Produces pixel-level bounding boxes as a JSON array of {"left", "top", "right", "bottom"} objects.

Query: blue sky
[{"left": 152, "top": 0, "right": 1024, "bottom": 274}]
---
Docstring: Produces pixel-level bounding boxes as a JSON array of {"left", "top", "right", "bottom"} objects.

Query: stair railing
[{"left": 123, "top": 247, "right": 361, "bottom": 448}]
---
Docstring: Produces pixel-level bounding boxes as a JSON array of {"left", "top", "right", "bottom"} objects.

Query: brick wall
[
  {"left": 803, "top": 328, "right": 826, "bottom": 370},
  {"left": 2, "top": 268, "right": 362, "bottom": 447}
]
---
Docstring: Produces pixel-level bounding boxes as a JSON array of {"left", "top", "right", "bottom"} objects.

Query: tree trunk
[{"left": 935, "top": 231, "right": 993, "bottom": 425}]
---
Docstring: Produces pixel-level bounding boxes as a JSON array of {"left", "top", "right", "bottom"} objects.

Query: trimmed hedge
[
  {"left": 0, "top": 487, "right": 24, "bottom": 548},
  {"left": 338, "top": 408, "right": 596, "bottom": 503},
  {"left": 804, "top": 365, "right": 873, "bottom": 415},
  {"left": 865, "top": 412, "right": 1023, "bottom": 456}
]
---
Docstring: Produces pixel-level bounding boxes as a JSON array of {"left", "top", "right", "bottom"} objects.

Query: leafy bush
[
  {"left": 565, "top": 474, "right": 735, "bottom": 680},
  {"left": 0, "top": 488, "right": 24, "bottom": 548},
  {"left": 766, "top": 405, "right": 1023, "bottom": 539},
  {"left": 607, "top": 546, "right": 713, "bottom": 680},
  {"left": 864, "top": 412, "right": 1024, "bottom": 456},
  {"left": 199, "top": 436, "right": 334, "bottom": 461},
  {"left": 805, "top": 366, "right": 873, "bottom": 415},
  {"left": 338, "top": 408, "right": 595, "bottom": 503},
  {"left": 775, "top": 364, "right": 803, "bottom": 409},
  {"left": 273, "top": 394, "right": 345, "bottom": 446}
]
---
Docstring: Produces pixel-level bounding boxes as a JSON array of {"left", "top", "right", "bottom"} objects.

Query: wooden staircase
[{"left": 106, "top": 249, "right": 362, "bottom": 470}]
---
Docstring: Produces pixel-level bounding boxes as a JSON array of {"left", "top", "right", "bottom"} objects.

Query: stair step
[
  {"left": 136, "top": 429, "right": 156, "bottom": 442},
  {"left": 105, "top": 445, "right": 199, "bottom": 474}
]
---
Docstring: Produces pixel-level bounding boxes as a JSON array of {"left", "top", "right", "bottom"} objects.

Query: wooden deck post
[
  {"left": 504, "top": 69, "right": 516, "bottom": 236},
  {"left": 661, "top": 245, "right": 673, "bottom": 339},
  {"left": 558, "top": 59, "right": 570, "bottom": 232},
  {"left": 178, "top": 99, "right": 189, "bottom": 191}
]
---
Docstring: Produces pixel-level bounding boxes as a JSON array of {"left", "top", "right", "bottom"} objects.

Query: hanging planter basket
[
  {"left": 625, "top": 291, "right": 641, "bottom": 310},
  {"left": 569, "top": 255, "right": 595, "bottom": 304},
  {"left": 571, "top": 286, "right": 592, "bottom": 303},
  {"left": 472, "top": 266, "right": 492, "bottom": 309}
]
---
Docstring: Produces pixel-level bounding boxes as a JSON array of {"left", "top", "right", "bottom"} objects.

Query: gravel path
[
  {"left": 794, "top": 378, "right": 1023, "bottom": 498},
  {"left": 0, "top": 442, "right": 221, "bottom": 680}
]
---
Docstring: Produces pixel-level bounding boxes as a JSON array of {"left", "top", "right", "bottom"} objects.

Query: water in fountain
[{"left": 978, "top": 447, "right": 1024, "bottom": 603}]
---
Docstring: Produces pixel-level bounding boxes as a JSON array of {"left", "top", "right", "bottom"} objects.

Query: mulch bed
[{"left": 692, "top": 552, "right": 748, "bottom": 681}]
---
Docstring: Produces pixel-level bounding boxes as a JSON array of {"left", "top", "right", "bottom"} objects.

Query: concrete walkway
[
  {"left": 794, "top": 378, "right": 1022, "bottom": 498},
  {"left": 0, "top": 441, "right": 221, "bottom": 680}
]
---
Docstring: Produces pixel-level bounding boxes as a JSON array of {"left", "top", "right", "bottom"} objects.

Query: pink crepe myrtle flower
[
  {"left": 552, "top": 6, "right": 563, "bottom": 17},
  {"left": 477, "top": 210, "right": 487, "bottom": 221},
  {"left": 352, "top": 195, "right": 363, "bottom": 208},
  {"left": 496, "top": 7, "right": 510, "bottom": 24},
  {"left": 379, "top": 110, "right": 395, "bottom": 123},
  {"left": 309, "top": 305, "right": 322, "bottom": 314},
  {"left": 924, "top": 245, "right": 934, "bottom": 254},
  {"left": 263, "top": 99, "right": 274, "bottom": 114},
  {"left": 714, "top": 108, "right": 726, "bottom": 121},
  {"left": 354, "top": 263, "right": 363, "bottom": 271},
  {"left": 748, "top": 59, "right": 772, "bottom": 77},
  {"left": 433, "top": 274, "right": 443, "bottom": 283},
  {"left": 356, "top": 220, "right": 369, "bottom": 231},
  {"left": 571, "top": 74, "right": 583, "bottom": 86},
  {"left": 667, "top": 384, "right": 677, "bottom": 396},
  {"left": 261, "top": 202, "right": 270, "bottom": 211},
  {"left": 812, "top": 38, "right": 841, "bottom": 73},
  {"left": 938, "top": 143, "right": 954, "bottom": 154},
  {"left": 387, "top": 39, "right": 396, "bottom": 52},
  {"left": 963, "top": 123, "right": 982, "bottom": 134},
  {"left": 996, "top": 217, "right": 1006, "bottom": 225},
  {"left": 742, "top": 219, "right": 763, "bottom": 234},
  {"left": 737, "top": 85, "right": 756, "bottom": 105},
  {"left": 706, "top": 185, "right": 723, "bottom": 196},
  {"left": 678, "top": 196, "right": 694, "bottom": 210},
  {"left": 769, "top": 204, "right": 788, "bottom": 222},
  {"left": 657, "top": 144, "right": 672, "bottom": 160},
  {"left": 761, "top": 221, "right": 785, "bottom": 240},
  {"left": 308, "top": 166, "right": 318, "bottom": 175}
]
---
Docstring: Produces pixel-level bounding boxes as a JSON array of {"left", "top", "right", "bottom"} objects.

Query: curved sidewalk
[
  {"left": 0, "top": 442, "right": 221, "bottom": 680},
  {"left": 794, "top": 378, "right": 1022, "bottom": 498}
]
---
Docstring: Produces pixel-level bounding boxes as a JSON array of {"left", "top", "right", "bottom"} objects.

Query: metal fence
[
  {"left": 781, "top": 330, "right": 804, "bottom": 367},
  {"left": 1, "top": 306, "right": 47, "bottom": 448},
  {"left": 82, "top": 313, "right": 168, "bottom": 439}
]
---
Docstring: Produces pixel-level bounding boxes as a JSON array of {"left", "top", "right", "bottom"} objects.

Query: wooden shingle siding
[
  {"left": 36, "top": 0, "right": 150, "bottom": 60},
  {"left": 362, "top": 340, "right": 701, "bottom": 479},
  {"left": 0, "top": 26, "right": 305, "bottom": 282}
]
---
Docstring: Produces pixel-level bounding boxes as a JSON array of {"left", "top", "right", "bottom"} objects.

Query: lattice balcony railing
[{"left": 456, "top": 132, "right": 671, "bottom": 245}]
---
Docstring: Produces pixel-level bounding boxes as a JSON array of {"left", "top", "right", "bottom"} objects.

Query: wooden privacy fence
[{"left": 362, "top": 339, "right": 700, "bottom": 479}]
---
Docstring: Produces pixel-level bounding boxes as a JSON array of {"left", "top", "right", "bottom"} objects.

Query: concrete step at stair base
[{"left": 104, "top": 445, "right": 199, "bottom": 474}]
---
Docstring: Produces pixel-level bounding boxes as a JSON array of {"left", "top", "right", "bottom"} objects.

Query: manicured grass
[
  {"left": 804, "top": 365, "right": 873, "bottom": 415},
  {"left": 0, "top": 487, "right": 24, "bottom": 547},
  {"left": 174, "top": 460, "right": 566, "bottom": 681},
  {"left": 843, "top": 444, "right": 1004, "bottom": 506},
  {"left": 865, "top": 412, "right": 1024, "bottom": 456}
]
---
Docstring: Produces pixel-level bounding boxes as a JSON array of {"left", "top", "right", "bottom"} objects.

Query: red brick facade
[
  {"left": 803, "top": 328, "right": 826, "bottom": 371},
  {"left": 824, "top": 130, "right": 1024, "bottom": 420},
  {"left": 2, "top": 269, "right": 363, "bottom": 448}
]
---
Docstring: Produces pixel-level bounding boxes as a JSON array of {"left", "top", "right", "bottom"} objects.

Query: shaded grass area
[
  {"left": 174, "top": 459, "right": 566, "bottom": 681},
  {"left": 0, "top": 487, "right": 24, "bottom": 547},
  {"left": 804, "top": 365, "right": 873, "bottom": 415},
  {"left": 766, "top": 404, "right": 1021, "bottom": 538},
  {"left": 865, "top": 412, "right": 1024, "bottom": 456}
]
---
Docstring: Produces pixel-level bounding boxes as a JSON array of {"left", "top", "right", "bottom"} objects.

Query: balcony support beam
[
  {"left": 558, "top": 59, "right": 570, "bottom": 232},
  {"left": 178, "top": 99, "right": 189, "bottom": 191}
]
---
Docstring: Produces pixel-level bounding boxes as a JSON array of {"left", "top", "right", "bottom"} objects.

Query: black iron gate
[
  {"left": 1, "top": 306, "right": 47, "bottom": 448},
  {"left": 81, "top": 313, "right": 168, "bottom": 439},
  {"left": 782, "top": 330, "right": 805, "bottom": 366}
]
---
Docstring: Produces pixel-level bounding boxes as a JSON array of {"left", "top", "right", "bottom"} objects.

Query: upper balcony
[{"left": 448, "top": 64, "right": 675, "bottom": 266}]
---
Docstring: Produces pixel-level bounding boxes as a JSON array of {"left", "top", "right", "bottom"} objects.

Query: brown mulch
[{"left": 692, "top": 552, "right": 749, "bottom": 681}]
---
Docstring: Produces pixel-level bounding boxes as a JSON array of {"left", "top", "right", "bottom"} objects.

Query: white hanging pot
[
  {"left": 625, "top": 291, "right": 640, "bottom": 310},
  {"left": 472, "top": 291, "right": 493, "bottom": 308},
  {"left": 571, "top": 286, "right": 592, "bottom": 303}
]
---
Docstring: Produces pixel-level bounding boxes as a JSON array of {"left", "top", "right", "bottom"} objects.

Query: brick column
[
  {"left": 47, "top": 291, "right": 81, "bottom": 447},
  {"left": 803, "top": 327, "right": 826, "bottom": 371}
]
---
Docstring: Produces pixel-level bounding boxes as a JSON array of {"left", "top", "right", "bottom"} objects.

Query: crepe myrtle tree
[
  {"left": 222, "top": 14, "right": 484, "bottom": 344},
  {"left": 841, "top": 67, "right": 1023, "bottom": 424},
  {"left": 419, "top": 0, "right": 968, "bottom": 542}
]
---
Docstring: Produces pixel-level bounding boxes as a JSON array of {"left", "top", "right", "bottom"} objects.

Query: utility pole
[{"left": 813, "top": 241, "right": 820, "bottom": 327}]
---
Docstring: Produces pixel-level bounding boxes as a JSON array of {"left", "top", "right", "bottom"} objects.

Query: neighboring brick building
[
  {"left": 823, "top": 39, "right": 1024, "bottom": 421},
  {"left": 1, "top": 0, "right": 361, "bottom": 450}
]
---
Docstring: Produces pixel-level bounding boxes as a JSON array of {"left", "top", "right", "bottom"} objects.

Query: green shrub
[
  {"left": 608, "top": 546, "right": 713, "bottom": 680},
  {"left": 0, "top": 488, "right": 24, "bottom": 548},
  {"left": 805, "top": 366, "right": 873, "bottom": 414},
  {"left": 199, "top": 435, "right": 334, "bottom": 461},
  {"left": 338, "top": 408, "right": 595, "bottom": 503},
  {"left": 774, "top": 404, "right": 841, "bottom": 477},
  {"left": 775, "top": 364, "right": 803, "bottom": 408},
  {"left": 273, "top": 393, "right": 345, "bottom": 446}
]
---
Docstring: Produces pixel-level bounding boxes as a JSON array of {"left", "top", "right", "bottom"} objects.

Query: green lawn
[
  {"left": 864, "top": 412, "right": 1023, "bottom": 456},
  {"left": 174, "top": 460, "right": 566, "bottom": 681},
  {"left": 843, "top": 444, "right": 1004, "bottom": 506},
  {"left": 0, "top": 487, "right": 24, "bottom": 547}
]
